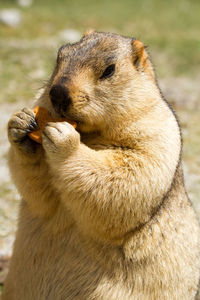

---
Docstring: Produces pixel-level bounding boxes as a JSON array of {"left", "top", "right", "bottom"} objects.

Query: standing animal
[{"left": 2, "top": 31, "right": 200, "bottom": 300}]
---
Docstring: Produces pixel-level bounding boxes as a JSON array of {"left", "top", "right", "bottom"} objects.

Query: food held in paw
[{"left": 28, "top": 106, "right": 77, "bottom": 144}]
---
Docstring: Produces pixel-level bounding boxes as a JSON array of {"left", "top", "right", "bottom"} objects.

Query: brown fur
[{"left": 2, "top": 32, "right": 200, "bottom": 299}]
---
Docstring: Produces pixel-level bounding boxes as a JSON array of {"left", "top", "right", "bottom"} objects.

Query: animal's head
[{"left": 47, "top": 31, "right": 160, "bottom": 134}]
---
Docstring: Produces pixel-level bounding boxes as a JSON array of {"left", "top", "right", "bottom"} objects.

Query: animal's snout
[{"left": 49, "top": 84, "right": 71, "bottom": 113}]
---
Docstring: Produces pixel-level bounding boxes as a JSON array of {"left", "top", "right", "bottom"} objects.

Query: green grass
[
  {"left": 0, "top": 0, "right": 200, "bottom": 102},
  {"left": 180, "top": 108, "right": 200, "bottom": 212},
  {"left": 0, "top": 0, "right": 199, "bottom": 104},
  {"left": 1, "top": 0, "right": 200, "bottom": 75}
]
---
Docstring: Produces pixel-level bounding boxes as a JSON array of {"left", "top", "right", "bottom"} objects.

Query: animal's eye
[{"left": 100, "top": 64, "right": 115, "bottom": 80}]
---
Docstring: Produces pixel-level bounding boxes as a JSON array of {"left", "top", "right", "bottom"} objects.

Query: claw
[{"left": 29, "top": 119, "right": 39, "bottom": 131}]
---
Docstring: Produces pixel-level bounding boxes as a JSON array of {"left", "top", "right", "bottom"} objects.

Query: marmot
[{"left": 2, "top": 31, "right": 200, "bottom": 300}]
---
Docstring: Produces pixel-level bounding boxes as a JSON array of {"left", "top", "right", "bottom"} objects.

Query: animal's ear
[
  {"left": 83, "top": 29, "right": 95, "bottom": 37},
  {"left": 132, "top": 39, "right": 155, "bottom": 80}
]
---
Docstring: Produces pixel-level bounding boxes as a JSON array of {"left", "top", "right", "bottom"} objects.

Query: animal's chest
[{"left": 10, "top": 221, "right": 132, "bottom": 300}]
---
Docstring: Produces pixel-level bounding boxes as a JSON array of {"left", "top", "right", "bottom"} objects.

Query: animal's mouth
[
  {"left": 49, "top": 104, "right": 75, "bottom": 122},
  {"left": 60, "top": 112, "right": 81, "bottom": 125},
  {"left": 48, "top": 94, "right": 88, "bottom": 133},
  {"left": 54, "top": 109, "right": 84, "bottom": 132}
]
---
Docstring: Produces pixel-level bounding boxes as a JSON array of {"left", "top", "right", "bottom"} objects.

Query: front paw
[
  {"left": 42, "top": 122, "right": 80, "bottom": 159},
  {"left": 8, "top": 107, "right": 39, "bottom": 154}
]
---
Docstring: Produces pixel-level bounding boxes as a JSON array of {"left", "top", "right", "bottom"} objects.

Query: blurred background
[{"left": 0, "top": 0, "right": 200, "bottom": 292}]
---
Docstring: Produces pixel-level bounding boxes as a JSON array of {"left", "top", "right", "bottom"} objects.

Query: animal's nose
[{"left": 49, "top": 84, "right": 71, "bottom": 112}]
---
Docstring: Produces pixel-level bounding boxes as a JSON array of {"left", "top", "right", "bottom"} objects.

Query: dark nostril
[
  {"left": 49, "top": 84, "right": 71, "bottom": 111},
  {"left": 49, "top": 85, "right": 69, "bottom": 102}
]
